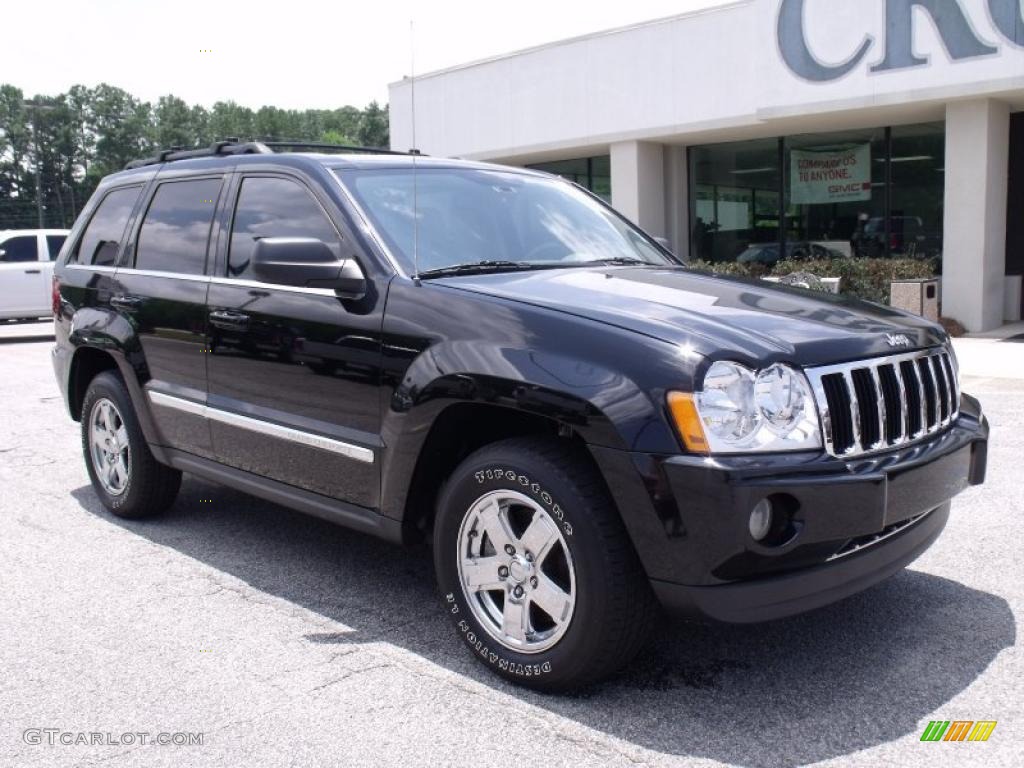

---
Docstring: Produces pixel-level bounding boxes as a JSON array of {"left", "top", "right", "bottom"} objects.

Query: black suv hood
[{"left": 436, "top": 266, "right": 946, "bottom": 365}]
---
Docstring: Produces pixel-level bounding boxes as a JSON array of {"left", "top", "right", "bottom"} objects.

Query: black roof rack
[
  {"left": 124, "top": 139, "right": 419, "bottom": 170},
  {"left": 124, "top": 139, "right": 271, "bottom": 169},
  {"left": 260, "top": 140, "right": 413, "bottom": 156}
]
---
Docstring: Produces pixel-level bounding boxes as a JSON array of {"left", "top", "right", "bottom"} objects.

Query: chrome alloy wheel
[
  {"left": 88, "top": 398, "right": 130, "bottom": 496},
  {"left": 456, "top": 489, "right": 576, "bottom": 654}
]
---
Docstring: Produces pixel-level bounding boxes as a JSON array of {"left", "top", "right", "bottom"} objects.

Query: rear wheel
[
  {"left": 434, "top": 436, "right": 657, "bottom": 691},
  {"left": 81, "top": 371, "right": 181, "bottom": 519}
]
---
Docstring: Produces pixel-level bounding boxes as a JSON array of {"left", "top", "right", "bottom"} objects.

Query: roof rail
[
  {"left": 260, "top": 140, "right": 413, "bottom": 156},
  {"left": 124, "top": 140, "right": 272, "bottom": 169},
  {"left": 124, "top": 139, "right": 419, "bottom": 169}
]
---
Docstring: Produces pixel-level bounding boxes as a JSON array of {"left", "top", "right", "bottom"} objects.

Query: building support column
[
  {"left": 943, "top": 99, "right": 1011, "bottom": 332},
  {"left": 611, "top": 141, "right": 666, "bottom": 239},
  {"left": 664, "top": 145, "right": 689, "bottom": 259}
]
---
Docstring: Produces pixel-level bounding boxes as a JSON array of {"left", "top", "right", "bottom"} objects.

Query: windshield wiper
[
  {"left": 418, "top": 260, "right": 555, "bottom": 278},
  {"left": 575, "top": 257, "right": 651, "bottom": 266}
]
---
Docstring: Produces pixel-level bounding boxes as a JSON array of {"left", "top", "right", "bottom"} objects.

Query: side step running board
[{"left": 164, "top": 449, "right": 403, "bottom": 544}]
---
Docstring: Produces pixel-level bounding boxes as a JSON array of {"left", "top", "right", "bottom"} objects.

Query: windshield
[{"left": 336, "top": 167, "right": 675, "bottom": 274}]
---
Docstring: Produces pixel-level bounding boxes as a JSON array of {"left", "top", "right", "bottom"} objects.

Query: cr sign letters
[{"left": 778, "top": 0, "right": 1024, "bottom": 81}]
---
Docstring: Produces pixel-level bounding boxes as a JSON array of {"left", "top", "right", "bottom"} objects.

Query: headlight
[
  {"left": 669, "top": 361, "right": 821, "bottom": 454},
  {"left": 754, "top": 363, "right": 813, "bottom": 436},
  {"left": 699, "top": 361, "right": 760, "bottom": 443}
]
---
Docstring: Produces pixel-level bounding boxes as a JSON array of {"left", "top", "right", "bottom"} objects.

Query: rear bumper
[{"left": 590, "top": 394, "right": 988, "bottom": 622}]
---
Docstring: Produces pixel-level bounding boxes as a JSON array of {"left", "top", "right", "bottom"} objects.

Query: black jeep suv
[{"left": 52, "top": 142, "right": 988, "bottom": 690}]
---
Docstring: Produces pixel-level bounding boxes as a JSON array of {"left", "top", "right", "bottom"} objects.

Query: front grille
[{"left": 806, "top": 347, "right": 959, "bottom": 458}]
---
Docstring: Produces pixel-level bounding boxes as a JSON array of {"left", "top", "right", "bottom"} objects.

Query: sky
[{"left": 1, "top": 0, "right": 732, "bottom": 110}]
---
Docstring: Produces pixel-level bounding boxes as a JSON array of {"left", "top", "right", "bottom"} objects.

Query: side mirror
[{"left": 251, "top": 237, "right": 367, "bottom": 299}]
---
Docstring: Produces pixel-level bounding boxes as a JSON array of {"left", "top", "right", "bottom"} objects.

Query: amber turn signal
[{"left": 667, "top": 391, "right": 709, "bottom": 454}]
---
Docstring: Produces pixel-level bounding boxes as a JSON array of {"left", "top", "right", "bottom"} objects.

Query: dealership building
[{"left": 389, "top": 0, "right": 1024, "bottom": 331}]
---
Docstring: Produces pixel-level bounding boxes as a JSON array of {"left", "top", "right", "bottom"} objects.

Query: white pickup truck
[{"left": 0, "top": 229, "right": 69, "bottom": 321}]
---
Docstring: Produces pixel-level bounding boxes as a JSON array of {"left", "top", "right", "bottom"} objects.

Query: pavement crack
[{"left": 307, "top": 662, "right": 391, "bottom": 694}]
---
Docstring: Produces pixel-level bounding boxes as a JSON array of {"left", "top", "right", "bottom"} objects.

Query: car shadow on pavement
[{"left": 73, "top": 478, "right": 1015, "bottom": 768}]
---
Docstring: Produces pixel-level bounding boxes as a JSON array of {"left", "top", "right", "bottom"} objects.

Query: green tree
[
  {"left": 327, "top": 106, "right": 362, "bottom": 140},
  {"left": 190, "top": 104, "right": 211, "bottom": 144},
  {"left": 154, "top": 95, "right": 195, "bottom": 149},
  {"left": 255, "top": 106, "right": 289, "bottom": 140},
  {"left": 209, "top": 101, "right": 255, "bottom": 141},
  {"left": 0, "top": 85, "right": 32, "bottom": 224},
  {"left": 89, "top": 84, "right": 153, "bottom": 177},
  {"left": 321, "top": 129, "right": 357, "bottom": 146},
  {"left": 0, "top": 82, "right": 390, "bottom": 228},
  {"left": 357, "top": 101, "right": 389, "bottom": 148}
]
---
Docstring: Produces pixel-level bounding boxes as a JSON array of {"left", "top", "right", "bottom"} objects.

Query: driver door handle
[
  {"left": 209, "top": 310, "right": 250, "bottom": 330},
  {"left": 24, "top": 268, "right": 41, "bottom": 274}
]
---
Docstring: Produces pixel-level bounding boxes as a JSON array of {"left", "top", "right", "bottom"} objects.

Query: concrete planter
[{"left": 890, "top": 278, "right": 940, "bottom": 321}]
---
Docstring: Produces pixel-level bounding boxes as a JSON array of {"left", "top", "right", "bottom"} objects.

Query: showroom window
[
  {"left": 527, "top": 156, "right": 611, "bottom": 201},
  {"left": 785, "top": 128, "right": 887, "bottom": 260},
  {"left": 889, "top": 123, "right": 945, "bottom": 260},
  {"left": 689, "top": 139, "right": 780, "bottom": 263},
  {"left": 688, "top": 123, "right": 945, "bottom": 264}
]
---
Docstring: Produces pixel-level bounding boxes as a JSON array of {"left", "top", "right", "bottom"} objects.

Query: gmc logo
[{"left": 779, "top": 0, "right": 1023, "bottom": 81}]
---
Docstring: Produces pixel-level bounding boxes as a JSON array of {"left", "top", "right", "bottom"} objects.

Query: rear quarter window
[{"left": 73, "top": 186, "right": 144, "bottom": 266}]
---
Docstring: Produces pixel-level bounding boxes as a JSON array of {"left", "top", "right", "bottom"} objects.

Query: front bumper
[
  {"left": 590, "top": 394, "right": 988, "bottom": 623},
  {"left": 651, "top": 502, "right": 949, "bottom": 622}
]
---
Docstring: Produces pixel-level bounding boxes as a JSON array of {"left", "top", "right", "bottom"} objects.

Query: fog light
[{"left": 749, "top": 498, "right": 773, "bottom": 541}]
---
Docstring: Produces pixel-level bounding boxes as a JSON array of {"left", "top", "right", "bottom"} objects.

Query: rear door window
[
  {"left": 74, "top": 186, "right": 144, "bottom": 266},
  {"left": 135, "top": 178, "right": 223, "bottom": 275},
  {"left": 0, "top": 235, "right": 39, "bottom": 262}
]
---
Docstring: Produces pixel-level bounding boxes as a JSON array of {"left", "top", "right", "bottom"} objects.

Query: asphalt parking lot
[{"left": 1, "top": 323, "right": 1021, "bottom": 768}]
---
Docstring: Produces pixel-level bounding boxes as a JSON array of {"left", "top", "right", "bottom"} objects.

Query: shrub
[
  {"left": 687, "top": 260, "right": 768, "bottom": 279},
  {"left": 685, "top": 257, "right": 938, "bottom": 305}
]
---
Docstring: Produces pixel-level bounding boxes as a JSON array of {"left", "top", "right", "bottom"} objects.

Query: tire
[
  {"left": 80, "top": 371, "right": 181, "bottom": 519},
  {"left": 434, "top": 436, "right": 658, "bottom": 691}
]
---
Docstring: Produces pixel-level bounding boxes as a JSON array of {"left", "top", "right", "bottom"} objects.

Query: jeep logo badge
[{"left": 885, "top": 333, "right": 913, "bottom": 348}]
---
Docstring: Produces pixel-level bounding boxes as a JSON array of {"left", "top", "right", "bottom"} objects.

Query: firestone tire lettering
[{"left": 473, "top": 466, "right": 572, "bottom": 537}]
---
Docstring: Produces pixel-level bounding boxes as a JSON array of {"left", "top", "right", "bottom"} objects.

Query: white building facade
[{"left": 389, "top": 0, "right": 1024, "bottom": 331}]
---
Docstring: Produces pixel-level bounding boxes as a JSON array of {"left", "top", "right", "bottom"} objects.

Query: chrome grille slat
[
  {"left": 841, "top": 370, "right": 861, "bottom": 452},
  {"left": 806, "top": 347, "right": 959, "bottom": 459},
  {"left": 810, "top": 376, "right": 836, "bottom": 455},
  {"left": 942, "top": 354, "right": 960, "bottom": 420},
  {"left": 893, "top": 362, "right": 909, "bottom": 443},
  {"left": 868, "top": 366, "right": 886, "bottom": 450},
  {"left": 932, "top": 355, "right": 951, "bottom": 425},
  {"left": 917, "top": 362, "right": 933, "bottom": 438},
  {"left": 918, "top": 357, "right": 939, "bottom": 431}
]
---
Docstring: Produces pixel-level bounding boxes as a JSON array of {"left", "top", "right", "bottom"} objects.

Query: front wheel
[{"left": 434, "top": 437, "right": 657, "bottom": 691}]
